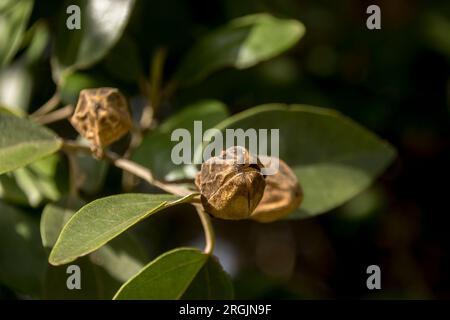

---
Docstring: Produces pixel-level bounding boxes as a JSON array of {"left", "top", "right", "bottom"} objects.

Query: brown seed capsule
[
  {"left": 70, "top": 87, "right": 132, "bottom": 157},
  {"left": 251, "top": 156, "right": 303, "bottom": 223},
  {"left": 195, "top": 146, "right": 266, "bottom": 220}
]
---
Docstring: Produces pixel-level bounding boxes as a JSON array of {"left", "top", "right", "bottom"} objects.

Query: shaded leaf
[
  {"left": 40, "top": 196, "right": 86, "bottom": 248},
  {"left": 182, "top": 255, "right": 234, "bottom": 300},
  {"left": 176, "top": 14, "right": 305, "bottom": 85},
  {"left": 0, "top": 154, "right": 63, "bottom": 207},
  {"left": 89, "top": 234, "right": 147, "bottom": 284},
  {"left": 0, "top": 21, "right": 48, "bottom": 113},
  {"left": 41, "top": 196, "right": 148, "bottom": 299},
  {"left": 132, "top": 100, "right": 229, "bottom": 180},
  {"left": 59, "top": 71, "right": 113, "bottom": 105},
  {"left": 75, "top": 151, "right": 109, "bottom": 195},
  {"left": 54, "top": 0, "right": 136, "bottom": 80},
  {"left": 209, "top": 104, "right": 396, "bottom": 218},
  {"left": 49, "top": 193, "right": 195, "bottom": 265},
  {"left": 44, "top": 234, "right": 148, "bottom": 299},
  {"left": 0, "top": 106, "right": 25, "bottom": 117},
  {"left": 24, "top": 21, "right": 50, "bottom": 66},
  {"left": 0, "top": 113, "right": 62, "bottom": 175},
  {"left": 422, "top": 11, "right": 450, "bottom": 60},
  {"left": 114, "top": 248, "right": 233, "bottom": 300},
  {"left": 44, "top": 255, "right": 109, "bottom": 299},
  {"left": 0, "top": 60, "right": 33, "bottom": 112},
  {"left": 0, "top": 172, "right": 28, "bottom": 204},
  {"left": 0, "top": 0, "right": 34, "bottom": 67},
  {"left": 102, "top": 34, "right": 143, "bottom": 83},
  {"left": 0, "top": 201, "right": 46, "bottom": 297}
]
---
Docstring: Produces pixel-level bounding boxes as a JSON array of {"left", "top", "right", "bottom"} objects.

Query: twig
[
  {"left": 161, "top": 78, "right": 178, "bottom": 101},
  {"left": 194, "top": 203, "right": 215, "bottom": 255},
  {"left": 32, "top": 105, "right": 73, "bottom": 124},
  {"left": 66, "top": 151, "right": 80, "bottom": 197},
  {"left": 31, "top": 90, "right": 61, "bottom": 117},
  {"left": 138, "top": 77, "right": 153, "bottom": 130},
  {"left": 124, "top": 49, "right": 168, "bottom": 187},
  {"left": 149, "top": 47, "right": 167, "bottom": 116},
  {"left": 61, "top": 140, "right": 192, "bottom": 197},
  {"left": 161, "top": 177, "right": 195, "bottom": 184},
  {"left": 138, "top": 47, "right": 167, "bottom": 131}
]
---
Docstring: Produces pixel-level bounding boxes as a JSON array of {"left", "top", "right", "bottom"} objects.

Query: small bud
[
  {"left": 70, "top": 87, "right": 132, "bottom": 157},
  {"left": 251, "top": 156, "right": 303, "bottom": 222},
  {"left": 195, "top": 146, "right": 266, "bottom": 220}
]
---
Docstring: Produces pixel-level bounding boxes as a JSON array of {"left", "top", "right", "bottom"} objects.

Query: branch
[
  {"left": 32, "top": 105, "right": 73, "bottom": 124},
  {"left": 65, "top": 151, "right": 80, "bottom": 197},
  {"left": 194, "top": 203, "right": 215, "bottom": 255},
  {"left": 31, "top": 90, "right": 61, "bottom": 117},
  {"left": 61, "top": 140, "right": 194, "bottom": 197},
  {"left": 149, "top": 47, "right": 167, "bottom": 117}
]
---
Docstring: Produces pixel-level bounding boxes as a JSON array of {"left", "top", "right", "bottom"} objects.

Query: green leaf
[
  {"left": 102, "top": 34, "right": 143, "bottom": 83},
  {"left": 0, "top": 106, "right": 26, "bottom": 117},
  {"left": 0, "top": 0, "right": 34, "bottom": 67},
  {"left": 132, "top": 100, "right": 229, "bottom": 180},
  {"left": 41, "top": 196, "right": 148, "bottom": 299},
  {"left": 182, "top": 255, "right": 234, "bottom": 300},
  {"left": 53, "top": 0, "right": 136, "bottom": 80},
  {"left": 40, "top": 196, "right": 86, "bottom": 249},
  {"left": 44, "top": 236, "right": 147, "bottom": 300},
  {"left": 423, "top": 11, "right": 450, "bottom": 60},
  {"left": 0, "top": 20, "right": 46, "bottom": 113},
  {"left": 49, "top": 193, "right": 196, "bottom": 266},
  {"left": 0, "top": 154, "right": 63, "bottom": 207},
  {"left": 89, "top": 234, "right": 147, "bottom": 284},
  {"left": 209, "top": 104, "right": 396, "bottom": 218},
  {"left": 0, "top": 60, "right": 33, "bottom": 112},
  {"left": 24, "top": 21, "right": 50, "bottom": 66},
  {"left": 114, "top": 248, "right": 233, "bottom": 300},
  {"left": 0, "top": 113, "right": 62, "bottom": 175},
  {"left": 0, "top": 201, "right": 46, "bottom": 297},
  {"left": 0, "top": 172, "right": 29, "bottom": 204},
  {"left": 74, "top": 149, "right": 109, "bottom": 195},
  {"left": 176, "top": 14, "right": 305, "bottom": 85},
  {"left": 59, "top": 71, "right": 113, "bottom": 105},
  {"left": 44, "top": 256, "right": 109, "bottom": 299}
]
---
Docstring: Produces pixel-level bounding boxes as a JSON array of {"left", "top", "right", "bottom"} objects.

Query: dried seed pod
[
  {"left": 70, "top": 88, "right": 132, "bottom": 157},
  {"left": 251, "top": 156, "right": 303, "bottom": 223},
  {"left": 195, "top": 146, "right": 266, "bottom": 220}
]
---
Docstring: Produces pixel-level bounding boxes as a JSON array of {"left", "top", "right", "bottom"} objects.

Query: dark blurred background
[{"left": 2, "top": 0, "right": 450, "bottom": 299}]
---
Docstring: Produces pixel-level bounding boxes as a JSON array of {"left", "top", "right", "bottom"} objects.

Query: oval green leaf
[
  {"left": 209, "top": 104, "right": 396, "bottom": 218},
  {"left": 114, "top": 248, "right": 233, "bottom": 300},
  {"left": 49, "top": 193, "right": 196, "bottom": 266},
  {"left": 176, "top": 14, "right": 305, "bottom": 85},
  {"left": 0, "top": 113, "right": 62, "bottom": 175},
  {"left": 53, "top": 0, "right": 136, "bottom": 80}
]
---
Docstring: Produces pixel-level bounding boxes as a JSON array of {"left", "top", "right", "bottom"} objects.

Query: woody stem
[
  {"left": 32, "top": 104, "right": 74, "bottom": 124},
  {"left": 61, "top": 140, "right": 193, "bottom": 197},
  {"left": 31, "top": 90, "right": 61, "bottom": 117},
  {"left": 194, "top": 203, "right": 215, "bottom": 255}
]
